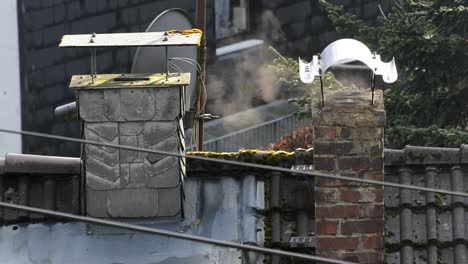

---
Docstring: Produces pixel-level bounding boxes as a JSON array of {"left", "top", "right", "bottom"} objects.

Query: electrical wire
[
  {"left": 1, "top": 128, "right": 468, "bottom": 198},
  {"left": 0, "top": 201, "right": 354, "bottom": 264},
  {"left": 169, "top": 61, "right": 183, "bottom": 73},
  {"left": 169, "top": 58, "right": 201, "bottom": 73},
  {"left": 169, "top": 56, "right": 209, "bottom": 151},
  {"left": 170, "top": 57, "right": 202, "bottom": 73},
  {"left": 169, "top": 57, "right": 207, "bottom": 113}
]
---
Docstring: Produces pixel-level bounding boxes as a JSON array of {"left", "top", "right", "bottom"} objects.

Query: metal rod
[
  {"left": 90, "top": 48, "right": 96, "bottom": 83},
  {"left": 54, "top": 102, "right": 78, "bottom": 121},
  {"left": 319, "top": 75, "right": 325, "bottom": 107},
  {"left": 1, "top": 128, "right": 468, "bottom": 198},
  {"left": 165, "top": 46, "right": 169, "bottom": 80},
  {"left": 371, "top": 72, "right": 376, "bottom": 105},
  {"left": 0, "top": 201, "right": 355, "bottom": 264},
  {"left": 196, "top": 0, "right": 207, "bottom": 151}
]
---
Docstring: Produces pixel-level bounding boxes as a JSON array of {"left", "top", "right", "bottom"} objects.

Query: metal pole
[
  {"left": 165, "top": 46, "right": 169, "bottom": 80},
  {"left": 196, "top": 0, "right": 207, "bottom": 151},
  {"left": 0, "top": 201, "right": 354, "bottom": 264},
  {"left": 54, "top": 102, "right": 78, "bottom": 121},
  {"left": 3, "top": 153, "right": 81, "bottom": 175}
]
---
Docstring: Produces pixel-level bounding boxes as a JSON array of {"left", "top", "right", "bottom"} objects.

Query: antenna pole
[{"left": 196, "top": 0, "right": 207, "bottom": 151}]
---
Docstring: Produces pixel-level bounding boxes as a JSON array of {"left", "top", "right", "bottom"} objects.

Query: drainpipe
[{"left": 270, "top": 172, "right": 281, "bottom": 264}]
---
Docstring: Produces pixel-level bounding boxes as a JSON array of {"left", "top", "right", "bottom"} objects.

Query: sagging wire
[
  {"left": 170, "top": 57, "right": 202, "bottom": 72},
  {"left": 169, "top": 57, "right": 207, "bottom": 113},
  {"left": 1, "top": 128, "right": 468, "bottom": 198},
  {"left": 169, "top": 57, "right": 208, "bottom": 150},
  {"left": 0, "top": 201, "right": 354, "bottom": 264},
  {"left": 169, "top": 61, "right": 183, "bottom": 73}
]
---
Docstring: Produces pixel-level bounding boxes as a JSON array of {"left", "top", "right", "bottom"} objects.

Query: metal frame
[{"left": 60, "top": 30, "right": 201, "bottom": 83}]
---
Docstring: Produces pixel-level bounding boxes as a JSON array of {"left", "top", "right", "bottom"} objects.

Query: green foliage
[
  {"left": 268, "top": 0, "right": 467, "bottom": 148},
  {"left": 321, "top": 0, "right": 468, "bottom": 129},
  {"left": 267, "top": 46, "right": 354, "bottom": 119},
  {"left": 386, "top": 125, "right": 468, "bottom": 148}
]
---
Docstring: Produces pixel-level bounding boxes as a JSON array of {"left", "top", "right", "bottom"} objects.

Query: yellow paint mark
[{"left": 167, "top": 28, "right": 203, "bottom": 47}]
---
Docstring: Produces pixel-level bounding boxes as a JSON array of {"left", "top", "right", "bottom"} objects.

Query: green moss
[
  {"left": 434, "top": 193, "right": 443, "bottom": 207},
  {"left": 384, "top": 208, "right": 400, "bottom": 219},
  {"left": 188, "top": 149, "right": 296, "bottom": 166},
  {"left": 407, "top": 151, "right": 426, "bottom": 162}
]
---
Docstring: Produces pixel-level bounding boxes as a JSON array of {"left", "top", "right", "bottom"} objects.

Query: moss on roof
[{"left": 187, "top": 149, "right": 300, "bottom": 166}]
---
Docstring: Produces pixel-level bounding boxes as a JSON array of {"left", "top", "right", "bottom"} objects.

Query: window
[{"left": 215, "top": 0, "right": 249, "bottom": 40}]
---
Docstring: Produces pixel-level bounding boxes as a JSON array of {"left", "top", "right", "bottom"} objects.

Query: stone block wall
[
  {"left": 72, "top": 75, "right": 187, "bottom": 217},
  {"left": 312, "top": 90, "right": 385, "bottom": 263}
]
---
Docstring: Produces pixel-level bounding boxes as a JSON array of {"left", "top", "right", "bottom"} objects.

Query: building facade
[{"left": 7, "top": 0, "right": 391, "bottom": 156}]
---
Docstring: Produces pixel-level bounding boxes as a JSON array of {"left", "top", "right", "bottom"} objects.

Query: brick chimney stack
[{"left": 312, "top": 90, "right": 385, "bottom": 263}]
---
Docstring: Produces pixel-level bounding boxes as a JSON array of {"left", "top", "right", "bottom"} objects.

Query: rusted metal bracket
[{"left": 199, "top": 113, "right": 219, "bottom": 120}]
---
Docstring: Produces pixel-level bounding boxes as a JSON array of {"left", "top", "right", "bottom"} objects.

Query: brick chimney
[
  {"left": 71, "top": 73, "right": 188, "bottom": 218},
  {"left": 313, "top": 90, "right": 385, "bottom": 263}
]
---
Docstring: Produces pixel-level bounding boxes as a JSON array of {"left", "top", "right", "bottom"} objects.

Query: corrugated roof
[
  {"left": 3, "top": 146, "right": 468, "bottom": 264},
  {"left": 0, "top": 173, "right": 265, "bottom": 264},
  {"left": 0, "top": 154, "right": 81, "bottom": 223},
  {"left": 384, "top": 145, "right": 468, "bottom": 264}
]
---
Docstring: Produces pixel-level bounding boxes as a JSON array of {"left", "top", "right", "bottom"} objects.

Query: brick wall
[
  {"left": 312, "top": 90, "right": 386, "bottom": 263},
  {"left": 17, "top": 0, "right": 390, "bottom": 156}
]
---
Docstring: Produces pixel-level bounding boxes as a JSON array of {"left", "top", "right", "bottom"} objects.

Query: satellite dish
[{"left": 132, "top": 8, "right": 198, "bottom": 111}]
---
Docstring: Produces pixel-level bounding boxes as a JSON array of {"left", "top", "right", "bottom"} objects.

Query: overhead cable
[
  {"left": 1, "top": 128, "right": 467, "bottom": 197},
  {"left": 0, "top": 201, "right": 355, "bottom": 264}
]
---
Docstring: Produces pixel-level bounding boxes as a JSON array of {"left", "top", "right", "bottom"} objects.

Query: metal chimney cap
[{"left": 299, "top": 38, "right": 398, "bottom": 84}]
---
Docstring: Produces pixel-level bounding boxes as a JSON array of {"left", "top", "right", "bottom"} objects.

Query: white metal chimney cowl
[{"left": 299, "top": 38, "right": 398, "bottom": 105}]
